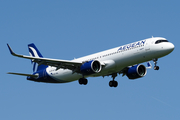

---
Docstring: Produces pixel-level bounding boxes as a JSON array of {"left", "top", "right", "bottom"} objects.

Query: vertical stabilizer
[{"left": 28, "top": 43, "right": 48, "bottom": 72}]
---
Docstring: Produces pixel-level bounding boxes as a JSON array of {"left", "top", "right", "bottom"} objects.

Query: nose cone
[
  {"left": 168, "top": 43, "right": 175, "bottom": 52},
  {"left": 162, "top": 42, "right": 175, "bottom": 55}
]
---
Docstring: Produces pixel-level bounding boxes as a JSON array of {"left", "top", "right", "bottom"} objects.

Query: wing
[{"left": 7, "top": 44, "right": 82, "bottom": 72}]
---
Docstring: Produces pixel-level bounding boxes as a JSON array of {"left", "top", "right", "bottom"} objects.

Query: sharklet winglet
[
  {"left": 7, "top": 44, "right": 24, "bottom": 57},
  {"left": 7, "top": 44, "right": 15, "bottom": 55}
]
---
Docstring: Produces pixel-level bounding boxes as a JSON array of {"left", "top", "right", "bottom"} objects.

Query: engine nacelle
[
  {"left": 126, "top": 64, "right": 147, "bottom": 79},
  {"left": 80, "top": 60, "right": 102, "bottom": 75}
]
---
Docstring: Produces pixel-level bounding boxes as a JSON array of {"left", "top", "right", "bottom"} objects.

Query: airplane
[{"left": 7, "top": 37, "right": 174, "bottom": 87}]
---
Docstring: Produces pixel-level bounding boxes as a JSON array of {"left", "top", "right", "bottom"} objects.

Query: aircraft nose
[{"left": 168, "top": 43, "right": 175, "bottom": 52}]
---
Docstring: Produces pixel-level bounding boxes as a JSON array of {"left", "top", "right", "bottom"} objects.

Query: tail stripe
[
  {"left": 28, "top": 43, "right": 43, "bottom": 57},
  {"left": 28, "top": 43, "right": 47, "bottom": 72},
  {"left": 29, "top": 47, "right": 41, "bottom": 57}
]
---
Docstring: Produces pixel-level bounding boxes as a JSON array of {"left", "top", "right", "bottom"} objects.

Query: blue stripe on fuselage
[{"left": 27, "top": 69, "right": 66, "bottom": 83}]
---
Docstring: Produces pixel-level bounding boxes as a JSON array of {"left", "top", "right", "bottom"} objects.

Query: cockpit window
[{"left": 155, "top": 40, "right": 169, "bottom": 44}]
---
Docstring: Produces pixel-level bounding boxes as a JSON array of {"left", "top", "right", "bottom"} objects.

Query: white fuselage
[{"left": 46, "top": 37, "right": 174, "bottom": 83}]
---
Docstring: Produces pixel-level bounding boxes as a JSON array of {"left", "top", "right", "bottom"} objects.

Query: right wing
[{"left": 7, "top": 44, "right": 83, "bottom": 72}]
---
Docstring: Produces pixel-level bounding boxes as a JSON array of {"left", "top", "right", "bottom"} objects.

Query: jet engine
[
  {"left": 126, "top": 64, "right": 147, "bottom": 79},
  {"left": 80, "top": 60, "right": 102, "bottom": 75}
]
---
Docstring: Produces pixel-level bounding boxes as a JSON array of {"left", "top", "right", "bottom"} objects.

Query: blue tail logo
[{"left": 28, "top": 43, "right": 48, "bottom": 72}]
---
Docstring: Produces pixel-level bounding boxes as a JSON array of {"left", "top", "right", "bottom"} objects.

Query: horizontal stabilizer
[{"left": 7, "top": 72, "right": 38, "bottom": 78}]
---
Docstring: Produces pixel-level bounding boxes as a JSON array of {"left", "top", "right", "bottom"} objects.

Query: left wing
[{"left": 7, "top": 44, "right": 82, "bottom": 72}]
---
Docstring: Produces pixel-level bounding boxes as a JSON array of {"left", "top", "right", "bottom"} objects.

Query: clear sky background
[{"left": 0, "top": 0, "right": 179, "bottom": 120}]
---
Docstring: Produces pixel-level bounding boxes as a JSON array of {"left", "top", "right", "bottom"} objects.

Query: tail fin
[{"left": 28, "top": 43, "right": 48, "bottom": 72}]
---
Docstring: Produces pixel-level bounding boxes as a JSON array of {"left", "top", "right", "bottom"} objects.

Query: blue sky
[{"left": 1, "top": 0, "right": 180, "bottom": 120}]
